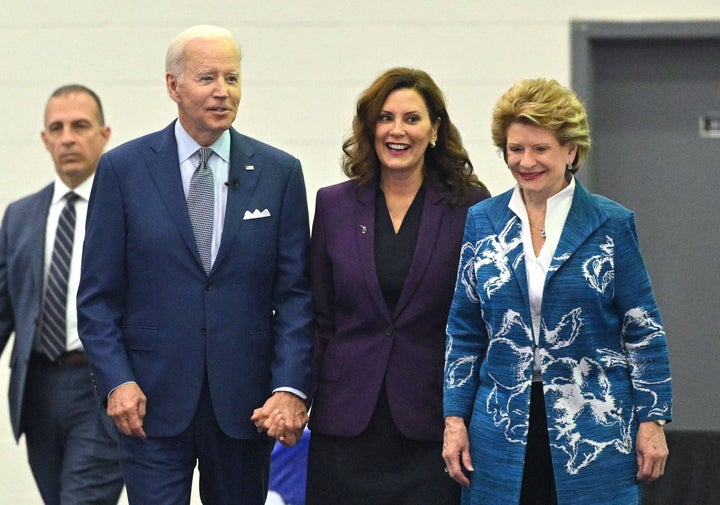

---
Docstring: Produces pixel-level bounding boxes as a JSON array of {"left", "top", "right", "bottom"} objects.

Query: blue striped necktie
[
  {"left": 187, "top": 147, "right": 214, "bottom": 273},
  {"left": 39, "top": 192, "right": 79, "bottom": 360}
]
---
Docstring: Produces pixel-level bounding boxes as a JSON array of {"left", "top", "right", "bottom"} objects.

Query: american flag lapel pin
[{"left": 245, "top": 165, "right": 254, "bottom": 171}]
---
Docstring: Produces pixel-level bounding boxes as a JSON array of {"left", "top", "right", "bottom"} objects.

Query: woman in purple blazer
[{"left": 306, "top": 67, "right": 490, "bottom": 505}]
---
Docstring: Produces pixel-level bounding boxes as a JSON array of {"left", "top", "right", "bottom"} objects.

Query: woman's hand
[
  {"left": 636, "top": 420, "right": 669, "bottom": 482},
  {"left": 442, "top": 416, "right": 474, "bottom": 487}
]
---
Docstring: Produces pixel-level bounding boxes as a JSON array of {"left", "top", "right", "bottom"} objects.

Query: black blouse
[{"left": 374, "top": 184, "right": 426, "bottom": 312}]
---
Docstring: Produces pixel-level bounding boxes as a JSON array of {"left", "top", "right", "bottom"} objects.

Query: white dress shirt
[
  {"left": 42, "top": 174, "right": 94, "bottom": 352},
  {"left": 508, "top": 176, "right": 575, "bottom": 381}
]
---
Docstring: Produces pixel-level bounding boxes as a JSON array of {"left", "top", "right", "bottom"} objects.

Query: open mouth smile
[{"left": 386, "top": 142, "right": 410, "bottom": 152}]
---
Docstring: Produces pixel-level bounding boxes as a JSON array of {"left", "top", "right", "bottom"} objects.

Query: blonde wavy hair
[{"left": 491, "top": 78, "right": 591, "bottom": 173}]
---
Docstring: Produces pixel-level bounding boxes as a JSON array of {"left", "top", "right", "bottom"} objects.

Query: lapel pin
[
  {"left": 245, "top": 165, "right": 254, "bottom": 171},
  {"left": 360, "top": 225, "right": 367, "bottom": 234}
]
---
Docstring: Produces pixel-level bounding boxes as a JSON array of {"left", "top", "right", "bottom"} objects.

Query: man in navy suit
[
  {"left": 77, "top": 25, "right": 313, "bottom": 504},
  {"left": 0, "top": 85, "right": 124, "bottom": 504}
]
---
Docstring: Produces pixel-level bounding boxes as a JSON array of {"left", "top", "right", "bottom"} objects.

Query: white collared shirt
[
  {"left": 175, "top": 121, "right": 231, "bottom": 268},
  {"left": 508, "top": 176, "right": 576, "bottom": 380},
  {"left": 42, "top": 174, "right": 94, "bottom": 352}
]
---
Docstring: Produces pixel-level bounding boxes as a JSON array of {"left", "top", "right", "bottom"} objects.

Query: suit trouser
[
  {"left": 24, "top": 356, "right": 124, "bottom": 505},
  {"left": 118, "top": 375, "right": 274, "bottom": 505}
]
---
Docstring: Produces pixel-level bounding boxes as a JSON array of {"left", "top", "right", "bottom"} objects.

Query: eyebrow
[
  {"left": 380, "top": 109, "right": 423, "bottom": 115},
  {"left": 47, "top": 118, "right": 92, "bottom": 127}
]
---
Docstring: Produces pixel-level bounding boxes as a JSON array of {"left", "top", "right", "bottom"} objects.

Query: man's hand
[
  {"left": 108, "top": 382, "right": 147, "bottom": 439},
  {"left": 636, "top": 421, "right": 669, "bottom": 483},
  {"left": 250, "top": 392, "right": 308, "bottom": 447}
]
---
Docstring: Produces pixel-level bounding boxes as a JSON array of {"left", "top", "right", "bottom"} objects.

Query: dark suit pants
[
  {"left": 24, "top": 357, "right": 124, "bottom": 505},
  {"left": 118, "top": 377, "right": 274, "bottom": 505}
]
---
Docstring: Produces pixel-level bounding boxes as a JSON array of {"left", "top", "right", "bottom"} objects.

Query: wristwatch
[{"left": 653, "top": 419, "right": 667, "bottom": 427}]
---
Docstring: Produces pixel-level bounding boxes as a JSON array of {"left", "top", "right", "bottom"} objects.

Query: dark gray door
[{"left": 572, "top": 22, "right": 720, "bottom": 432}]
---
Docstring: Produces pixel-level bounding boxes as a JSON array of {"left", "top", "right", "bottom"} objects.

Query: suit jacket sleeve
[
  {"left": 309, "top": 187, "right": 335, "bottom": 397},
  {"left": 0, "top": 191, "right": 49, "bottom": 353},
  {"left": 612, "top": 211, "right": 672, "bottom": 421},
  {"left": 78, "top": 154, "right": 135, "bottom": 400},
  {"left": 444, "top": 207, "right": 489, "bottom": 420},
  {"left": 0, "top": 209, "right": 16, "bottom": 351},
  {"left": 269, "top": 158, "right": 314, "bottom": 395}
]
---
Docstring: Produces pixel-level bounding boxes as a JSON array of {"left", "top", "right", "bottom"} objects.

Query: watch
[{"left": 653, "top": 419, "right": 667, "bottom": 427}]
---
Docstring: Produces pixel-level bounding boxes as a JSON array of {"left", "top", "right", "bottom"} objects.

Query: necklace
[{"left": 528, "top": 220, "right": 546, "bottom": 238}]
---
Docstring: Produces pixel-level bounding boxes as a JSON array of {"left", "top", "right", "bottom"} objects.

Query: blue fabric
[
  {"left": 77, "top": 121, "right": 312, "bottom": 502},
  {"left": 118, "top": 378, "right": 274, "bottom": 504},
  {"left": 0, "top": 184, "right": 123, "bottom": 504},
  {"left": 78, "top": 122, "right": 313, "bottom": 439},
  {"left": 0, "top": 184, "right": 54, "bottom": 440},
  {"left": 25, "top": 362, "right": 124, "bottom": 505},
  {"left": 444, "top": 180, "right": 672, "bottom": 505},
  {"left": 268, "top": 429, "right": 310, "bottom": 505}
]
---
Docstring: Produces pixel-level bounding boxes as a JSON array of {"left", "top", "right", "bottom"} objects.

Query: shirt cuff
[
  {"left": 108, "top": 380, "right": 137, "bottom": 400},
  {"left": 273, "top": 386, "right": 307, "bottom": 400}
]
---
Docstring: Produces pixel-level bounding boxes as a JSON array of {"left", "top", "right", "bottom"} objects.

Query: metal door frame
[{"left": 570, "top": 20, "right": 720, "bottom": 185}]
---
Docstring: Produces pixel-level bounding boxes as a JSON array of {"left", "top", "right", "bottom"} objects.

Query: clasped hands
[
  {"left": 250, "top": 391, "right": 308, "bottom": 447},
  {"left": 108, "top": 384, "right": 307, "bottom": 447}
]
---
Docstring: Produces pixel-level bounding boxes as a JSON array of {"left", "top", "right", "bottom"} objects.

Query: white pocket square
[{"left": 243, "top": 208, "right": 271, "bottom": 220}]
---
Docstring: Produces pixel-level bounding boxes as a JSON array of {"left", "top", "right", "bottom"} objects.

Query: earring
[
  {"left": 429, "top": 141, "right": 436, "bottom": 149},
  {"left": 566, "top": 162, "right": 573, "bottom": 171}
]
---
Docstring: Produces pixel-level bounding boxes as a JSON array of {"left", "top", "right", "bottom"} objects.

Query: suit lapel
[
  {"left": 213, "top": 129, "right": 260, "bottom": 271},
  {"left": 486, "top": 191, "right": 531, "bottom": 309},
  {"left": 29, "top": 185, "right": 54, "bottom": 303},
  {"left": 393, "top": 184, "right": 445, "bottom": 317},
  {"left": 354, "top": 182, "right": 393, "bottom": 319},
  {"left": 546, "top": 180, "right": 607, "bottom": 284},
  {"left": 145, "top": 123, "right": 200, "bottom": 265}
]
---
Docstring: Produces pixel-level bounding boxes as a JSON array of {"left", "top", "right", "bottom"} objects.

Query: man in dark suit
[
  {"left": 77, "top": 25, "right": 313, "bottom": 504},
  {"left": 0, "top": 84, "right": 124, "bottom": 504}
]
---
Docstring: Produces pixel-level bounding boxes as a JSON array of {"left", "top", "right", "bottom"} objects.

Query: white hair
[{"left": 165, "top": 25, "right": 241, "bottom": 77}]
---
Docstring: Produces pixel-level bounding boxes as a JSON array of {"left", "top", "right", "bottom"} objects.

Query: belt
[{"left": 31, "top": 350, "right": 90, "bottom": 367}]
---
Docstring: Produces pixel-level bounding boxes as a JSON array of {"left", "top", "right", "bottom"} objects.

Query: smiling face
[
  {"left": 506, "top": 122, "right": 577, "bottom": 202},
  {"left": 41, "top": 92, "right": 111, "bottom": 188},
  {"left": 166, "top": 36, "right": 241, "bottom": 146},
  {"left": 373, "top": 87, "right": 439, "bottom": 178}
]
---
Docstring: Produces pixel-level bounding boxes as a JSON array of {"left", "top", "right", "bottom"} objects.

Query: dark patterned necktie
[
  {"left": 39, "top": 192, "right": 79, "bottom": 360},
  {"left": 187, "top": 147, "right": 214, "bottom": 273}
]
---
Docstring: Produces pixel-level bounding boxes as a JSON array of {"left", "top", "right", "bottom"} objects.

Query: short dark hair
[{"left": 48, "top": 84, "right": 105, "bottom": 126}]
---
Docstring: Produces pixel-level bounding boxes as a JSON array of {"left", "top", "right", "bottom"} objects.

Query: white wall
[{"left": 1, "top": 1, "right": 719, "bottom": 502}]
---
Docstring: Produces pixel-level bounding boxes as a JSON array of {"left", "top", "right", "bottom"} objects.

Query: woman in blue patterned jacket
[{"left": 442, "top": 78, "right": 672, "bottom": 505}]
